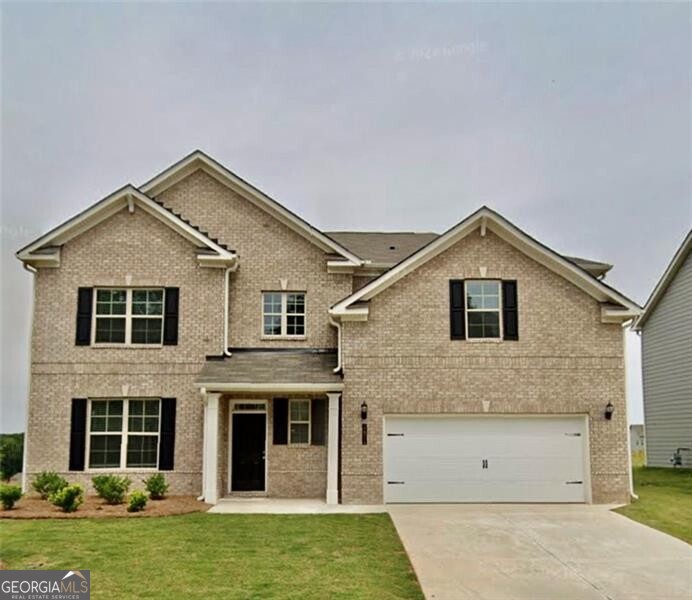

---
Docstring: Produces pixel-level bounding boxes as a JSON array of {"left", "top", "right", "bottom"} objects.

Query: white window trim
[
  {"left": 85, "top": 398, "right": 161, "bottom": 471},
  {"left": 92, "top": 288, "right": 165, "bottom": 347},
  {"left": 261, "top": 292, "right": 307, "bottom": 339},
  {"left": 465, "top": 280, "right": 503, "bottom": 341},
  {"left": 288, "top": 398, "right": 311, "bottom": 445}
]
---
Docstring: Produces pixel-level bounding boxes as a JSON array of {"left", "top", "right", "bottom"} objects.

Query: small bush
[
  {"left": 127, "top": 490, "right": 148, "bottom": 513},
  {"left": 32, "top": 471, "right": 69, "bottom": 500},
  {"left": 92, "top": 475, "right": 131, "bottom": 504},
  {"left": 143, "top": 473, "right": 169, "bottom": 500},
  {"left": 0, "top": 484, "right": 23, "bottom": 510},
  {"left": 50, "top": 484, "right": 84, "bottom": 512},
  {"left": 0, "top": 433, "right": 24, "bottom": 481}
]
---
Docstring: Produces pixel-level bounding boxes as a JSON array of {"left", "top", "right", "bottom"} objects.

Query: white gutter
[
  {"left": 223, "top": 261, "right": 238, "bottom": 357},
  {"left": 329, "top": 316, "right": 342, "bottom": 373}
]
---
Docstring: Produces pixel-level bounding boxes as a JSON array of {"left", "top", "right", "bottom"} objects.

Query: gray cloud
[{"left": 2, "top": 2, "right": 690, "bottom": 431}]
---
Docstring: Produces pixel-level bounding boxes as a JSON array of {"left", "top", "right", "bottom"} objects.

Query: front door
[{"left": 231, "top": 413, "right": 266, "bottom": 492}]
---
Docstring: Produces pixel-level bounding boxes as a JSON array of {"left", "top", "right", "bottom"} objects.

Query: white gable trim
[
  {"left": 330, "top": 207, "right": 640, "bottom": 321},
  {"left": 140, "top": 151, "right": 363, "bottom": 266},
  {"left": 632, "top": 230, "right": 691, "bottom": 330},
  {"left": 16, "top": 185, "right": 237, "bottom": 269}
]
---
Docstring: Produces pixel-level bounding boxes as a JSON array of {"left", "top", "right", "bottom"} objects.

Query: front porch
[{"left": 195, "top": 350, "right": 343, "bottom": 505}]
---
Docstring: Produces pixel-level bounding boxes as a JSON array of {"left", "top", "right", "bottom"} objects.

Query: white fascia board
[
  {"left": 601, "top": 306, "right": 641, "bottom": 324},
  {"left": 141, "top": 151, "right": 363, "bottom": 266},
  {"left": 193, "top": 382, "right": 345, "bottom": 393},
  {"left": 632, "top": 231, "right": 691, "bottom": 330},
  {"left": 331, "top": 207, "right": 640, "bottom": 315},
  {"left": 16, "top": 185, "right": 237, "bottom": 267},
  {"left": 329, "top": 305, "right": 369, "bottom": 321}
]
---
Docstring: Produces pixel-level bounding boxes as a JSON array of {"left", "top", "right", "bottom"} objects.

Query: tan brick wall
[
  {"left": 340, "top": 229, "right": 630, "bottom": 504},
  {"left": 157, "top": 170, "right": 352, "bottom": 349},
  {"left": 25, "top": 207, "right": 221, "bottom": 494}
]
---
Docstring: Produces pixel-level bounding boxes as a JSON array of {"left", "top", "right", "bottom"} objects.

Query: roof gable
[
  {"left": 16, "top": 185, "right": 237, "bottom": 269},
  {"left": 633, "top": 230, "right": 692, "bottom": 330},
  {"left": 140, "top": 150, "right": 362, "bottom": 266},
  {"left": 330, "top": 206, "right": 640, "bottom": 322}
]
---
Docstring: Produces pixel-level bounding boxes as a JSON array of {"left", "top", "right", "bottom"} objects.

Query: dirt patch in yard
[{"left": 0, "top": 496, "right": 211, "bottom": 519}]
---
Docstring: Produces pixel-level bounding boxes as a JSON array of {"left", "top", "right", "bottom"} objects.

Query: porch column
[
  {"left": 326, "top": 392, "right": 341, "bottom": 504},
  {"left": 202, "top": 392, "right": 221, "bottom": 504}
]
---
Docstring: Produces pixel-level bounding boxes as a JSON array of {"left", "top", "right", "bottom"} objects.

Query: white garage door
[{"left": 384, "top": 416, "right": 588, "bottom": 503}]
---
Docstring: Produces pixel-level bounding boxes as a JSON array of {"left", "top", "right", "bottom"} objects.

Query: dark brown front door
[{"left": 231, "top": 413, "right": 266, "bottom": 491}]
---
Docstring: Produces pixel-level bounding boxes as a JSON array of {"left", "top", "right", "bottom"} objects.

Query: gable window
[
  {"left": 466, "top": 280, "right": 502, "bottom": 339},
  {"left": 288, "top": 399, "right": 310, "bottom": 444},
  {"left": 262, "top": 292, "right": 305, "bottom": 337},
  {"left": 88, "top": 398, "right": 160, "bottom": 469},
  {"left": 94, "top": 288, "right": 164, "bottom": 345}
]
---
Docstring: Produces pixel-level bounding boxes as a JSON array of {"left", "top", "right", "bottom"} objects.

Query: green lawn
[
  {"left": 0, "top": 513, "right": 422, "bottom": 599},
  {"left": 615, "top": 467, "right": 692, "bottom": 544}
]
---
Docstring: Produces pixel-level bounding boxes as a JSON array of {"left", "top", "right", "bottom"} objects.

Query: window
[
  {"left": 262, "top": 292, "right": 305, "bottom": 337},
  {"left": 289, "top": 399, "right": 310, "bottom": 444},
  {"left": 466, "top": 280, "right": 501, "bottom": 339},
  {"left": 88, "top": 399, "right": 160, "bottom": 469},
  {"left": 94, "top": 288, "right": 164, "bottom": 345}
]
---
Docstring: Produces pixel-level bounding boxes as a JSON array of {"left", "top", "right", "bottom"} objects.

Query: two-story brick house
[{"left": 17, "top": 151, "right": 640, "bottom": 505}]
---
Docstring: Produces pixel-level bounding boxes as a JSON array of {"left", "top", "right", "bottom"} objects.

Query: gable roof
[
  {"left": 632, "top": 230, "right": 692, "bottom": 331},
  {"left": 140, "top": 150, "right": 363, "bottom": 266},
  {"left": 328, "top": 230, "right": 613, "bottom": 277},
  {"left": 330, "top": 206, "right": 641, "bottom": 321},
  {"left": 16, "top": 185, "right": 237, "bottom": 269}
]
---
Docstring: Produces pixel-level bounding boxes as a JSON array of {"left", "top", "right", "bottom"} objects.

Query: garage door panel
[{"left": 384, "top": 416, "right": 587, "bottom": 503}]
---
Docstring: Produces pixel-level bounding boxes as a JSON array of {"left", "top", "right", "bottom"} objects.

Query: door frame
[
  {"left": 228, "top": 399, "right": 268, "bottom": 494},
  {"left": 382, "top": 413, "right": 592, "bottom": 504}
]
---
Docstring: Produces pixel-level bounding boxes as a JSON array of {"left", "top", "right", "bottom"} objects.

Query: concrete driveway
[{"left": 388, "top": 504, "right": 692, "bottom": 600}]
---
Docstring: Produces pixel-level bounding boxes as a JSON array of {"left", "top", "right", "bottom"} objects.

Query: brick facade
[{"left": 23, "top": 162, "right": 631, "bottom": 505}]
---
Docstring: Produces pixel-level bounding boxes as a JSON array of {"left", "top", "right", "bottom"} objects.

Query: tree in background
[{"left": 0, "top": 433, "right": 24, "bottom": 481}]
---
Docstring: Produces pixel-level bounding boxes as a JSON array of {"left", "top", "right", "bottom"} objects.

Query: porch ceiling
[{"left": 195, "top": 349, "right": 342, "bottom": 392}]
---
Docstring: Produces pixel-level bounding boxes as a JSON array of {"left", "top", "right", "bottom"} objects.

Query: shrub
[
  {"left": 0, "top": 433, "right": 24, "bottom": 481},
  {"left": 92, "top": 475, "right": 131, "bottom": 504},
  {"left": 0, "top": 484, "right": 23, "bottom": 510},
  {"left": 127, "top": 490, "right": 148, "bottom": 513},
  {"left": 143, "top": 473, "right": 169, "bottom": 500},
  {"left": 50, "top": 484, "right": 84, "bottom": 512},
  {"left": 32, "top": 471, "right": 69, "bottom": 500}
]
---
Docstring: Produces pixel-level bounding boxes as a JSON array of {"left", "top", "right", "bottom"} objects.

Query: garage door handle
[
  {"left": 387, "top": 433, "right": 404, "bottom": 437},
  {"left": 387, "top": 481, "right": 405, "bottom": 485},
  {"left": 565, "top": 481, "right": 583, "bottom": 485}
]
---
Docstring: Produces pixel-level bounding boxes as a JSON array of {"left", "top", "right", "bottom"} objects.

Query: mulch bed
[{"left": 0, "top": 496, "right": 211, "bottom": 519}]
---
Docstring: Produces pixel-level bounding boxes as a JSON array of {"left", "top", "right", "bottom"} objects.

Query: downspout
[
  {"left": 328, "top": 315, "right": 342, "bottom": 373},
  {"left": 623, "top": 324, "right": 638, "bottom": 500},
  {"left": 223, "top": 259, "right": 238, "bottom": 357},
  {"left": 21, "top": 263, "right": 37, "bottom": 493}
]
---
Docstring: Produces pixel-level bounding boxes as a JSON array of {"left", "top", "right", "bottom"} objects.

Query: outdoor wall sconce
[
  {"left": 605, "top": 402, "right": 614, "bottom": 420},
  {"left": 361, "top": 402, "right": 368, "bottom": 445}
]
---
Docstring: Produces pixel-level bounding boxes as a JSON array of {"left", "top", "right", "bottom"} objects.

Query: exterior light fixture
[
  {"left": 605, "top": 402, "right": 614, "bottom": 420},
  {"left": 360, "top": 401, "right": 368, "bottom": 421}
]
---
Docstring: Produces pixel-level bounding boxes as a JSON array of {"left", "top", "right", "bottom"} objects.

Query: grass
[
  {"left": 615, "top": 467, "right": 692, "bottom": 545},
  {"left": 0, "top": 513, "right": 422, "bottom": 599}
]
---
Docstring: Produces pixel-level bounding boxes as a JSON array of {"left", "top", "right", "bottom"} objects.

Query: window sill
[
  {"left": 85, "top": 468, "right": 159, "bottom": 473},
  {"left": 89, "top": 343, "right": 164, "bottom": 349},
  {"left": 260, "top": 335, "right": 307, "bottom": 341},
  {"left": 464, "top": 338, "right": 503, "bottom": 343}
]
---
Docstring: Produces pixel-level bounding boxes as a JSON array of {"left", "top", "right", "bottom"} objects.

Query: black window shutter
[
  {"left": 69, "top": 398, "right": 87, "bottom": 471},
  {"left": 311, "top": 398, "right": 326, "bottom": 446},
  {"left": 163, "top": 288, "right": 179, "bottom": 345},
  {"left": 75, "top": 288, "right": 93, "bottom": 346},
  {"left": 273, "top": 398, "right": 288, "bottom": 445},
  {"left": 449, "top": 280, "right": 466, "bottom": 340},
  {"left": 159, "top": 398, "right": 176, "bottom": 470},
  {"left": 502, "top": 280, "right": 519, "bottom": 341}
]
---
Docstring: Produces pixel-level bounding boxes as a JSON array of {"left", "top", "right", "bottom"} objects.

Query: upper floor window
[
  {"left": 94, "top": 288, "right": 164, "bottom": 345},
  {"left": 88, "top": 398, "right": 160, "bottom": 469},
  {"left": 262, "top": 292, "right": 305, "bottom": 337},
  {"left": 466, "top": 280, "right": 501, "bottom": 339}
]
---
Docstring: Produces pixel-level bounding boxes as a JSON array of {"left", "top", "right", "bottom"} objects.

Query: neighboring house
[
  {"left": 17, "top": 151, "right": 641, "bottom": 505},
  {"left": 633, "top": 232, "right": 692, "bottom": 468},
  {"left": 629, "top": 424, "right": 645, "bottom": 452}
]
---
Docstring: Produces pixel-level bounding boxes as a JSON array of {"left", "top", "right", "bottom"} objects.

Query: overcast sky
[{"left": 1, "top": 2, "right": 690, "bottom": 432}]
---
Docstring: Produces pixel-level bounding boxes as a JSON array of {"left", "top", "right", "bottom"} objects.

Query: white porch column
[
  {"left": 202, "top": 392, "right": 221, "bottom": 504},
  {"left": 326, "top": 392, "right": 341, "bottom": 505}
]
